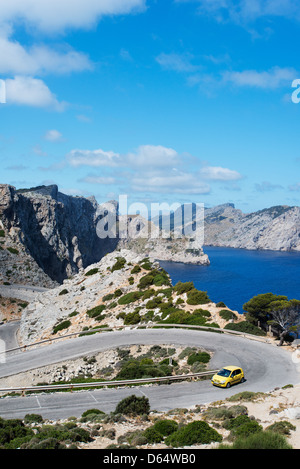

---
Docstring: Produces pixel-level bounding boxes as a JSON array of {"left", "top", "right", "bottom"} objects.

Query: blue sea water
[{"left": 160, "top": 246, "right": 300, "bottom": 314}]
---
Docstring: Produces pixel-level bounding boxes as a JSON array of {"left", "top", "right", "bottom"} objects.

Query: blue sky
[{"left": 1, "top": 0, "right": 300, "bottom": 213}]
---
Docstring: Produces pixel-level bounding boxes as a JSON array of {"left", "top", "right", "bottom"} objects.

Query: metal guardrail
[
  {"left": 0, "top": 323, "right": 273, "bottom": 396},
  {"left": 0, "top": 370, "right": 220, "bottom": 395},
  {"left": 2, "top": 321, "right": 272, "bottom": 356}
]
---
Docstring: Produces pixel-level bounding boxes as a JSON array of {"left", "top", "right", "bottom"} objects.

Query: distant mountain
[
  {"left": 203, "top": 203, "right": 300, "bottom": 251},
  {"left": 152, "top": 202, "right": 300, "bottom": 251}
]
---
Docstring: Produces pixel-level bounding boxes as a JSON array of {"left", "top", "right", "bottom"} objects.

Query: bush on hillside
[
  {"left": 115, "top": 395, "right": 150, "bottom": 416},
  {"left": 186, "top": 289, "right": 210, "bottom": 305},
  {"left": 224, "top": 321, "right": 266, "bottom": 336},
  {"left": 165, "top": 420, "right": 222, "bottom": 447}
]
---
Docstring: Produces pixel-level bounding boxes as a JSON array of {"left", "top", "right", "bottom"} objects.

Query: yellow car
[{"left": 211, "top": 366, "right": 245, "bottom": 388}]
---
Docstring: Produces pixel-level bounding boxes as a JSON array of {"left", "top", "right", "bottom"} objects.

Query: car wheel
[
  {"left": 226, "top": 382, "right": 231, "bottom": 388},
  {"left": 241, "top": 377, "right": 245, "bottom": 383}
]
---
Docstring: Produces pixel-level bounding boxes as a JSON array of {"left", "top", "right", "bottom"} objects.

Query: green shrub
[
  {"left": 0, "top": 230, "right": 5, "bottom": 237},
  {"left": 153, "top": 419, "right": 178, "bottom": 436},
  {"left": 53, "top": 320, "right": 71, "bottom": 334},
  {"left": 59, "top": 289, "right": 68, "bottom": 296},
  {"left": 165, "top": 420, "right": 222, "bottom": 447},
  {"left": 114, "top": 289, "right": 123, "bottom": 298},
  {"left": 111, "top": 257, "right": 126, "bottom": 272},
  {"left": 231, "top": 420, "right": 263, "bottom": 439},
  {"left": 219, "top": 310, "right": 237, "bottom": 321},
  {"left": 224, "top": 321, "right": 266, "bottom": 336},
  {"left": 131, "top": 265, "right": 141, "bottom": 274},
  {"left": 194, "top": 309, "right": 211, "bottom": 318},
  {"left": 146, "top": 297, "right": 163, "bottom": 309},
  {"left": 85, "top": 268, "right": 99, "bottom": 276},
  {"left": 7, "top": 247, "right": 19, "bottom": 255},
  {"left": 174, "top": 281, "right": 195, "bottom": 295},
  {"left": 266, "top": 421, "right": 296, "bottom": 435},
  {"left": 204, "top": 405, "right": 248, "bottom": 420},
  {"left": 23, "top": 437, "right": 67, "bottom": 449},
  {"left": 116, "top": 359, "right": 172, "bottom": 380},
  {"left": 176, "top": 298, "right": 185, "bottom": 305},
  {"left": 222, "top": 414, "right": 251, "bottom": 430},
  {"left": 0, "top": 418, "right": 34, "bottom": 447},
  {"left": 123, "top": 311, "right": 141, "bottom": 325},
  {"left": 160, "top": 309, "right": 210, "bottom": 326},
  {"left": 115, "top": 395, "right": 150, "bottom": 416},
  {"left": 216, "top": 301, "right": 226, "bottom": 308},
  {"left": 143, "top": 427, "right": 163, "bottom": 443},
  {"left": 81, "top": 409, "right": 105, "bottom": 418},
  {"left": 24, "top": 414, "right": 44, "bottom": 424},
  {"left": 86, "top": 304, "right": 106, "bottom": 319},
  {"left": 102, "top": 293, "right": 114, "bottom": 302},
  {"left": 140, "top": 260, "right": 153, "bottom": 270},
  {"left": 69, "top": 310, "right": 79, "bottom": 317},
  {"left": 118, "top": 291, "right": 144, "bottom": 305},
  {"left": 219, "top": 431, "right": 292, "bottom": 449},
  {"left": 186, "top": 289, "right": 210, "bottom": 305},
  {"left": 222, "top": 415, "right": 262, "bottom": 440},
  {"left": 138, "top": 269, "right": 171, "bottom": 289},
  {"left": 187, "top": 352, "right": 210, "bottom": 365}
]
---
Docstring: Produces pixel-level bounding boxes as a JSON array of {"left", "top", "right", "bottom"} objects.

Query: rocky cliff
[
  {"left": 0, "top": 184, "right": 209, "bottom": 287},
  {"left": 203, "top": 203, "right": 300, "bottom": 251},
  {"left": 0, "top": 184, "right": 118, "bottom": 285},
  {"left": 118, "top": 213, "right": 209, "bottom": 266}
]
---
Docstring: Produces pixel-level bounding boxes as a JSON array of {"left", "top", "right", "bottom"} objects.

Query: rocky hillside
[
  {"left": 118, "top": 213, "right": 209, "bottom": 265},
  {"left": 168, "top": 202, "right": 300, "bottom": 252},
  {"left": 203, "top": 204, "right": 300, "bottom": 251},
  {"left": 19, "top": 249, "right": 242, "bottom": 345}
]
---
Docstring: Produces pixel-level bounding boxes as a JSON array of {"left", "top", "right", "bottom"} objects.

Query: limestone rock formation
[
  {"left": 0, "top": 184, "right": 118, "bottom": 285},
  {"left": 203, "top": 204, "right": 300, "bottom": 251}
]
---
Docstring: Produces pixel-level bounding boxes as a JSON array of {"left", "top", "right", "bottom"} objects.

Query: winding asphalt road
[{"left": 0, "top": 327, "right": 299, "bottom": 420}]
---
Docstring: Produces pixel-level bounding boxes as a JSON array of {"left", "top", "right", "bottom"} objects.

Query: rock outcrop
[
  {"left": 118, "top": 214, "right": 209, "bottom": 266},
  {"left": 0, "top": 184, "right": 118, "bottom": 285},
  {"left": 203, "top": 204, "right": 300, "bottom": 251}
]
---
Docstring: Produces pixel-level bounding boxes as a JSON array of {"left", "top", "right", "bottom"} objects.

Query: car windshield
[{"left": 217, "top": 368, "right": 231, "bottom": 377}]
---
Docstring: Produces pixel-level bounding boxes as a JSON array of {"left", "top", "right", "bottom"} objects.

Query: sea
[{"left": 160, "top": 246, "right": 300, "bottom": 315}]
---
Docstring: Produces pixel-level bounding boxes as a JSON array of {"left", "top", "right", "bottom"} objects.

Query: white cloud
[
  {"left": 0, "top": 0, "right": 146, "bottom": 33},
  {"left": 255, "top": 181, "right": 284, "bottom": 192},
  {"left": 223, "top": 66, "right": 297, "bottom": 89},
  {"left": 67, "top": 149, "right": 121, "bottom": 167},
  {"left": 0, "top": 34, "right": 93, "bottom": 75},
  {"left": 44, "top": 129, "right": 63, "bottom": 142},
  {"left": 176, "top": 0, "right": 300, "bottom": 24},
  {"left": 63, "top": 144, "right": 244, "bottom": 196},
  {"left": 127, "top": 145, "right": 181, "bottom": 168},
  {"left": 0, "top": 0, "right": 145, "bottom": 110},
  {"left": 200, "top": 166, "right": 243, "bottom": 181},
  {"left": 156, "top": 52, "right": 199, "bottom": 73},
  {"left": 131, "top": 168, "right": 211, "bottom": 195},
  {"left": 5, "top": 76, "right": 67, "bottom": 111}
]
